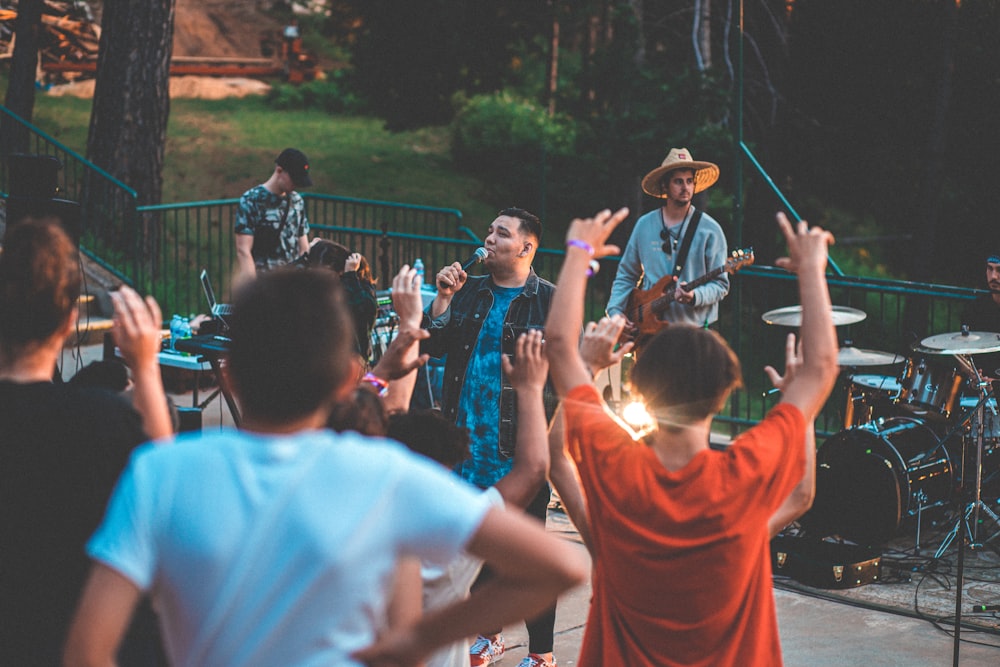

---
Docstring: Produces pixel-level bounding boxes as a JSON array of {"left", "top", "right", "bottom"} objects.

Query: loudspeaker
[
  {"left": 5, "top": 196, "right": 81, "bottom": 243},
  {"left": 3, "top": 154, "right": 80, "bottom": 242},
  {"left": 8, "top": 154, "right": 61, "bottom": 199}
]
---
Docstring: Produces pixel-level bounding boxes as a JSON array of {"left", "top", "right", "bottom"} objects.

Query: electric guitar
[{"left": 622, "top": 247, "right": 754, "bottom": 338}]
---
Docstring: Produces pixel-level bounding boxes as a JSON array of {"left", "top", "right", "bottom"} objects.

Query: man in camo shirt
[{"left": 234, "top": 148, "right": 313, "bottom": 283}]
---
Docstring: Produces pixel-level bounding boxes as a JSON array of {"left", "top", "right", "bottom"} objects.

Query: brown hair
[
  {"left": 629, "top": 326, "right": 742, "bottom": 426},
  {"left": 328, "top": 386, "right": 389, "bottom": 436},
  {"left": 0, "top": 217, "right": 80, "bottom": 356},
  {"left": 226, "top": 269, "right": 354, "bottom": 422},
  {"left": 387, "top": 409, "right": 471, "bottom": 469},
  {"left": 307, "top": 240, "right": 374, "bottom": 283}
]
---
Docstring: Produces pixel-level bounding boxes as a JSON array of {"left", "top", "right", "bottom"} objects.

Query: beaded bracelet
[
  {"left": 360, "top": 372, "right": 389, "bottom": 397},
  {"left": 566, "top": 239, "right": 595, "bottom": 256},
  {"left": 566, "top": 239, "right": 600, "bottom": 276}
]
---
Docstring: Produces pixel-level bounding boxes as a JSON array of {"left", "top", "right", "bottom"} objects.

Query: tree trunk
[
  {"left": 86, "top": 0, "right": 176, "bottom": 273},
  {"left": 1, "top": 0, "right": 44, "bottom": 156},
  {"left": 693, "top": 0, "right": 711, "bottom": 71},
  {"left": 546, "top": 1, "right": 560, "bottom": 117}
]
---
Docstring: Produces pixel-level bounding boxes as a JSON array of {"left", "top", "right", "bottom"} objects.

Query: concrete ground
[{"left": 61, "top": 344, "right": 1000, "bottom": 666}]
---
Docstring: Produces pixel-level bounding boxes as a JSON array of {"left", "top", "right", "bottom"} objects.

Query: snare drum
[
  {"left": 898, "top": 356, "right": 964, "bottom": 418},
  {"left": 844, "top": 374, "right": 902, "bottom": 428}
]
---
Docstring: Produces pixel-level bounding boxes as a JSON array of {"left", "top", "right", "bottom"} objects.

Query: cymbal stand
[{"left": 934, "top": 360, "right": 1000, "bottom": 558}]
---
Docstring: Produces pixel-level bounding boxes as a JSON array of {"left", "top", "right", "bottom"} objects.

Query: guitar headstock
[{"left": 725, "top": 247, "right": 755, "bottom": 273}]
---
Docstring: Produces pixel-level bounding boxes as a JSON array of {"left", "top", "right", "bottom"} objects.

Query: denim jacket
[{"left": 421, "top": 268, "right": 557, "bottom": 459}]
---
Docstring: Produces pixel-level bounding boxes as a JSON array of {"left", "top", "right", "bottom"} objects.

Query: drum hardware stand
[
  {"left": 914, "top": 489, "right": 928, "bottom": 554},
  {"left": 934, "top": 364, "right": 1000, "bottom": 559}
]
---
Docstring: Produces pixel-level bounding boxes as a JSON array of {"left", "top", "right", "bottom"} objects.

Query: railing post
[{"left": 379, "top": 218, "right": 391, "bottom": 291}]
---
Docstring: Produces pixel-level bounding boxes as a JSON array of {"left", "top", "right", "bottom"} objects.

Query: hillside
[{"left": 172, "top": 0, "right": 283, "bottom": 59}]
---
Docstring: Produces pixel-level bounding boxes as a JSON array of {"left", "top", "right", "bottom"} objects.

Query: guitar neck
[{"left": 686, "top": 266, "right": 725, "bottom": 290}]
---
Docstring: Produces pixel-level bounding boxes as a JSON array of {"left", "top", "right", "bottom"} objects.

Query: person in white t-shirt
[
  {"left": 63, "top": 269, "right": 587, "bottom": 667},
  {"left": 387, "top": 330, "right": 553, "bottom": 667}
]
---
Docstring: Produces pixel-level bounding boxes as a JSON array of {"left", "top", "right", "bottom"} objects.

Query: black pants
[{"left": 471, "top": 483, "right": 556, "bottom": 654}]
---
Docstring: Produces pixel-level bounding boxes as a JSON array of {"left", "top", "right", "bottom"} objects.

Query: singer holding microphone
[{"left": 421, "top": 207, "right": 561, "bottom": 667}]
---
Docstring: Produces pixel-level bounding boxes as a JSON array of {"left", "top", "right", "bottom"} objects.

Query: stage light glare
[{"left": 621, "top": 400, "right": 654, "bottom": 430}]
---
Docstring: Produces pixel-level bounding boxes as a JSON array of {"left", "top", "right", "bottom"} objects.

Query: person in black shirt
[{"left": 0, "top": 218, "right": 171, "bottom": 665}]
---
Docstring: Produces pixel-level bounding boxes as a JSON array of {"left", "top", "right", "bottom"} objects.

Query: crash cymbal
[
  {"left": 837, "top": 346, "right": 905, "bottom": 367},
  {"left": 916, "top": 331, "right": 1000, "bottom": 355},
  {"left": 761, "top": 305, "right": 867, "bottom": 327}
]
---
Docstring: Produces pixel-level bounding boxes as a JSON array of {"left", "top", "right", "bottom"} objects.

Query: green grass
[{"left": 27, "top": 91, "right": 504, "bottom": 235}]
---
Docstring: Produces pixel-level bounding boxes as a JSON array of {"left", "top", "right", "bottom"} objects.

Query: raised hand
[
  {"left": 502, "top": 330, "right": 548, "bottom": 392},
  {"left": 111, "top": 285, "right": 163, "bottom": 371},
  {"left": 564, "top": 207, "right": 629, "bottom": 259},
  {"left": 764, "top": 332, "right": 802, "bottom": 394},
  {"left": 580, "top": 315, "right": 634, "bottom": 374},
  {"left": 774, "top": 212, "right": 835, "bottom": 276},
  {"left": 391, "top": 264, "right": 424, "bottom": 331}
]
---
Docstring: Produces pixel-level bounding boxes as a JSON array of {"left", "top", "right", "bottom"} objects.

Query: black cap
[{"left": 275, "top": 148, "right": 313, "bottom": 188}]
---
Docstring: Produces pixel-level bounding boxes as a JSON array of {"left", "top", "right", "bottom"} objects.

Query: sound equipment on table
[{"left": 369, "top": 286, "right": 438, "bottom": 366}]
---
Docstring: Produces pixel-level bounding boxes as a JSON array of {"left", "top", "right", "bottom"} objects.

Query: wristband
[
  {"left": 361, "top": 372, "right": 389, "bottom": 397},
  {"left": 566, "top": 239, "right": 595, "bottom": 256},
  {"left": 586, "top": 259, "right": 601, "bottom": 277}
]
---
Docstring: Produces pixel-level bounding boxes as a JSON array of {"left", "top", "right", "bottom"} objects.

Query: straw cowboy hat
[{"left": 641, "top": 148, "right": 720, "bottom": 198}]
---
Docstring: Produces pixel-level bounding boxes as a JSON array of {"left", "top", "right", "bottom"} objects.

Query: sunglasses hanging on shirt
[{"left": 660, "top": 227, "right": 680, "bottom": 256}]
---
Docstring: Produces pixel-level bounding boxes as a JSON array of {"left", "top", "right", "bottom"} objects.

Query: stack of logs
[{"left": 0, "top": 1, "right": 101, "bottom": 82}]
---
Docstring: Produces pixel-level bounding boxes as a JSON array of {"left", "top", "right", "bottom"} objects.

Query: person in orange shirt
[{"left": 545, "top": 209, "right": 839, "bottom": 666}]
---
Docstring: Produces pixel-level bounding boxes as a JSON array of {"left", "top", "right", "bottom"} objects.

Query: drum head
[
  {"left": 803, "top": 428, "right": 902, "bottom": 545},
  {"left": 850, "top": 374, "right": 902, "bottom": 393},
  {"left": 803, "top": 418, "right": 951, "bottom": 545}
]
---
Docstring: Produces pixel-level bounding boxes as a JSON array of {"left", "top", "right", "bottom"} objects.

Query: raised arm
[
  {"left": 773, "top": 213, "right": 840, "bottom": 420},
  {"left": 369, "top": 265, "right": 430, "bottom": 412},
  {"left": 764, "top": 333, "right": 817, "bottom": 537},
  {"left": 545, "top": 208, "right": 630, "bottom": 398},
  {"left": 494, "top": 331, "right": 550, "bottom": 509},
  {"left": 352, "top": 506, "right": 588, "bottom": 666},
  {"left": 548, "top": 314, "right": 633, "bottom": 551},
  {"left": 111, "top": 286, "right": 172, "bottom": 440},
  {"left": 547, "top": 406, "right": 593, "bottom": 552}
]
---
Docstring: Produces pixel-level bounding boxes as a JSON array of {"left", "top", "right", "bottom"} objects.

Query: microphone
[{"left": 462, "top": 247, "right": 488, "bottom": 271}]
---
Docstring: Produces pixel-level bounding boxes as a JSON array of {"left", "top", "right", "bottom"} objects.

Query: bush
[
  {"left": 264, "top": 71, "right": 364, "bottom": 114},
  {"left": 450, "top": 92, "right": 581, "bottom": 224}
]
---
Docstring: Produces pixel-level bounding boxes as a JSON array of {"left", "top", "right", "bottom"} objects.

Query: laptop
[{"left": 200, "top": 269, "right": 234, "bottom": 322}]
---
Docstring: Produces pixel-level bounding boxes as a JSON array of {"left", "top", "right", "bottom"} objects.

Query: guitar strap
[{"left": 672, "top": 208, "right": 703, "bottom": 279}]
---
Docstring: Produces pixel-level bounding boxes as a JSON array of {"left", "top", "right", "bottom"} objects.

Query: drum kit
[{"left": 761, "top": 305, "right": 1000, "bottom": 550}]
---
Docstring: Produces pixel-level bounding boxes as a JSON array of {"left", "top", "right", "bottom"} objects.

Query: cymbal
[
  {"left": 761, "top": 305, "right": 867, "bottom": 327},
  {"left": 916, "top": 331, "right": 1000, "bottom": 355},
  {"left": 837, "top": 346, "right": 905, "bottom": 367}
]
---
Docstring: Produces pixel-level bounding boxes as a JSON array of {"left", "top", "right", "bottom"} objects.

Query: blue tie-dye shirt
[{"left": 454, "top": 284, "right": 522, "bottom": 488}]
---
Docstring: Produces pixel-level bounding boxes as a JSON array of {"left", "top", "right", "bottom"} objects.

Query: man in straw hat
[{"left": 607, "top": 148, "right": 729, "bottom": 333}]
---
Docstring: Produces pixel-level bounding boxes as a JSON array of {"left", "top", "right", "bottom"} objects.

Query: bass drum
[{"left": 802, "top": 417, "right": 953, "bottom": 546}]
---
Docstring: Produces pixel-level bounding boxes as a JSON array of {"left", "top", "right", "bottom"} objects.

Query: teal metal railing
[
  {"left": 3, "top": 104, "right": 986, "bottom": 440},
  {"left": 140, "top": 195, "right": 469, "bottom": 318},
  {"left": 0, "top": 105, "right": 142, "bottom": 287}
]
